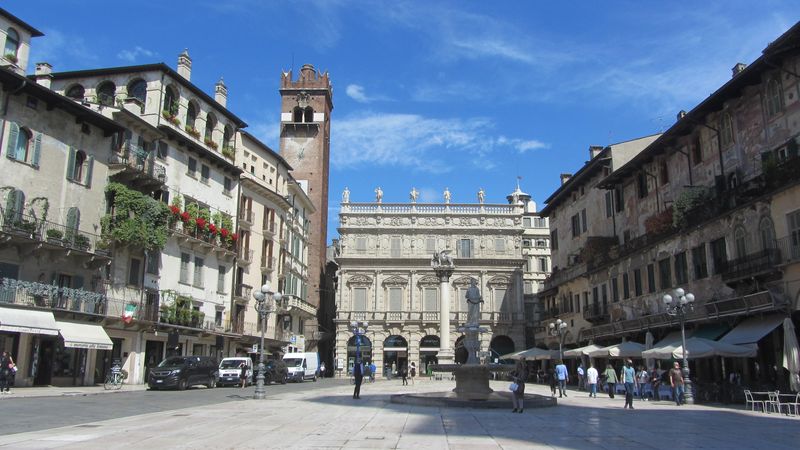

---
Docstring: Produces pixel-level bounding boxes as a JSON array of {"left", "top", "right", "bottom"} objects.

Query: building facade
[
  {"left": 334, "top": 188, "right": 527, "bottom": 376},
  {"left": 537, "top": 23, "right": 800, "bottom": 392}
]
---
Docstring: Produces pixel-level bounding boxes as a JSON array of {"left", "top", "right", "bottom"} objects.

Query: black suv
[
  {"left": 265, "top": 360, "right": 288, "bottom": 384},
  {"left": 148, "top": 356, "right": 219, "bottom": 390}
]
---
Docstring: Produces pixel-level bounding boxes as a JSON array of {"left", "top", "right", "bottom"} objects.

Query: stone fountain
[{"left": 390, "top": 253, "right": 555, "bottom": 409}]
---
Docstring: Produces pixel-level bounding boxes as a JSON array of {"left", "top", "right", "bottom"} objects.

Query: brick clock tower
[{"left": 279, "top": 64, "right": 333, "bottom": 350}]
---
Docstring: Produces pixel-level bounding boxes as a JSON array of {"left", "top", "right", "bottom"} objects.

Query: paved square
[{"left": 1, "top": 379, "right": 797, "bottom": 449}]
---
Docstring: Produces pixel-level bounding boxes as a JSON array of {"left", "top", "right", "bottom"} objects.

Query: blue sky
[{"left": 8, "top": 1, "right": 797, "bottom": 242}]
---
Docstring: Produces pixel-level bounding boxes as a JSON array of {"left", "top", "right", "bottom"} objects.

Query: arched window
[
  {"left": 127, "top": 79, "right": 147, "bottom": 104},
  {"left": 734, "top": 226, "right": 747, "bottom": 259},
  {"left": 304, "top": 106, "right": 314, "bottom": 123},
  {"left": 4, "top": 122, "right": 41, "bottom": 166},
  {"left": 73, "top": 150, "right": 87, "bottom": 180},
  {"left": 186, "top": 101, "right": 197, "bottom": 129},
  {"left": 204, "top": 113, "right": 217, "bottom": 141},
  {"left": 163, "top": 85, "right": 178, "bottom": 115},
  {"left": 4, "top": 28, "right": 19, "bottom": 59},
  {"left": 66, "top": 84, "right": 85, "bottom": 100},
  {"left": 96, "top": 81, "right": 116, "bottom": 106},
  {"left": 766, "top": 78, "right": 783, "bottom": 117},
  {"left": 292, "top": 107, "right": 303, "bottom": 123},
  {"left": 719, "top": 112, "right": 734, "bottom": 148},
  {"left": 759, "top": 217, "right": 776, "bottom": 250},
  {"left": 223, "top": 126, "right": 233, "bottom": 149}
]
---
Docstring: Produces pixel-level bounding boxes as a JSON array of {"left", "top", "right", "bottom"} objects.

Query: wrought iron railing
[{"left": 0, "top": 207, "right": 107, "bottom": 255}]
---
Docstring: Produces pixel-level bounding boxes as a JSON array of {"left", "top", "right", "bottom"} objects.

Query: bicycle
[{"left": 104, "top": 366, "right": 125, "bottom": 390}]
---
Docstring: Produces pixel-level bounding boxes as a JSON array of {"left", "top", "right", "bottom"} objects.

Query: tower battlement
[{"left": 281, "top": 64, "right": 331, "bottom": 90}]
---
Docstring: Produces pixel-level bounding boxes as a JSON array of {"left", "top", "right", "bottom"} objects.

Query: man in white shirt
[
  {"left": 586, "top": 364, "right": 599, "bottom": 398},
  {"left": 577, "top": 364, "right": 586, "bottom": 391}
]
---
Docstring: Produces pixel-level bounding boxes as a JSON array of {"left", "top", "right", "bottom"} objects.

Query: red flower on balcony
[
  {"left": 195, "top": 217, "right": 207, "bottom": 230},
  {"left": 169, "top": 205, "right": 181, "bottom": 216},
  {"left": 208, "top": 223, "right": 217, "bottom": 235},
  {"left": 220, "top": 228, "right": 229, "bottom": 238},
  {"left": 180, "top": 211, "right": 190, "bottom": 223},
  {"left": 231, "top": 233, "right": 238, "bottom": 242}
]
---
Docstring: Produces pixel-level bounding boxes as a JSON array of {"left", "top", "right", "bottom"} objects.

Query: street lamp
[
  {"left": 548, "top": 319, "right": 568, "bottom": 361},
  {"left": 350, "top": 320, "right": 369, "bottom": 371},
  {"left": 662, "top": 287, "right": 696, "bottom": 404},
  {"left": 252, "top": 282, "right": 282, "bottom": 400}
]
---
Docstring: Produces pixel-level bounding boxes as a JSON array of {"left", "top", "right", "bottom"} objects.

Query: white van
[
  {"left": 283, "top": 352, "right": 319, "bottom": 382},
  {"left": 218, "top": 357, "right": 253, "bottom": 387}
]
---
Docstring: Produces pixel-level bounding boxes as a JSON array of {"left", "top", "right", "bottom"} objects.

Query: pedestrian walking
[
  {"left": 622, "top": 359, "right": 636, "bottom": 409},
  {"left": 586, "top": 363, "right": 599, "bottom": 397},
  {"left": 0, "top": 351, "right": 14, "bottom": 394},
  {"left": 604, "top": 363, "right": 618, "bottom": 398},
  {"left": 637, "top": 366, "right": 650, "bottom": 400},
  {"left": 555, "top": 360, "right": 569, "bottom": 398},
  {"left": 240, "top": 361, "right": 248, "bottom": 389},
  {"left": 319, "top": 361, "right": 326, "bottom": 379},
  {"left": 363, "top": 361, "right": 372, "bottom": 382},
  {"left": 369, "top": 362, "right": 376, "bottom": 383},
  {"left": 353, "top": 360, "right": 364, "bottom": 399},
  {"left": 510, "top": 358, "right": 528, "bottom": 413},
  {"left": 548, "top": 367, "right": 557, "bottom": 397},
  {"left": 651, "top": 367, "right": 662, "bottom": 401},
  {"left": 669, "top": 361, "right": 685, "bottom": 406},
  {"left": 401, "top": 365, "right": 408, "bottom": 385},
  {"left": 410, "top": 362, "right": 416, "bottom": 385},
  {"left": 577, "top": 364, "right": 585, "bottom": 391}
]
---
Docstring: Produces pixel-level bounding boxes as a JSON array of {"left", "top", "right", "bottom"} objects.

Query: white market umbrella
[
  {"left": 782, "top": 318, "right": 800, "bottom": 392},
  {"left": 502, "top": 347, "right": 556, "bottom": 361},
  {"left": 563, "top": 344, "right": 604, "bottom": 358},
  {"left": 641, "top": 337, "right": 757, "bottom": 360},
  {"left": 587, "top": 341, "right": 646, "bottom": 359}
]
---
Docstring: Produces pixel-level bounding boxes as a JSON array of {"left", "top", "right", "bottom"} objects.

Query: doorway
[
  {"left": 34, "top": 339, "right": 55, "bottom": 386},
  {"left": 144, "top": 340, "right": 164, "bottom": 380}
]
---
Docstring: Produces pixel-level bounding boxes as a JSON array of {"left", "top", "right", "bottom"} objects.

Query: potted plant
[
  {"left": 95, "top": 239, "right": 111, "bottom": 256},
  {"left": 73, "top": 233, "right": 91, "bottom": 250},
  {"left": 4, "top": 53, "right": 18, "bottom": 64},
  {"left": 190, "top": 310, "right": 206, "bottom": 327},
  {"left": 204, "top": 138, "right": 218, "bottom": 150},
  {"left": 13, "top": 220, "right": 36, "bottom": 236},
  {"left": 161, "top": 110, "right": 181, "bottom": 126},
  {"left": 221, "top": 146, "right": 235, "bottom": 160},
  {"left": 185, "top": 125, "right": 201, "bottom": 139},
  {"left": 46, "top": 228, "right": 64, "bottom": 244}
]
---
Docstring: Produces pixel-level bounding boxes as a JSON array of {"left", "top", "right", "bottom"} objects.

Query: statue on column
[
  {"left": 410, "top": 187, "right": 419, "bottom": 203},
  {"left": 374, "top": 186, "right": 383, "bottom": 203},
  {"left": 465, "top": 279, "right": 483, "bottom": 326},
  {"left": 443, "top": 187, "right": 451, "bottom": 204},
  {"left": 477, "top": 188, "right": 485, "bottom": 204},
  {"left": 342, "top": 186, "right": 350, "bottom": 203}
]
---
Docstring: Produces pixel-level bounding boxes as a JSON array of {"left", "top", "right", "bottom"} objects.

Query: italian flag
[{"left": 122, "top": 304, "right": 136, "bottom": 324}]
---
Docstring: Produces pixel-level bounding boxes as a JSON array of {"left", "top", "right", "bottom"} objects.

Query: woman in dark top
[
  {"left": 240, "top": 362, "right": 248, "bottom": 389},
  {"left": 510, "top": 358, "right": 528, "bottom": 413}
]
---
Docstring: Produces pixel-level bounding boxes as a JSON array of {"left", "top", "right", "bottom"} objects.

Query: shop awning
[
  {"left": 655, "top": 331, "right": 684, "bottom": 347},
  {"left": 0, "top": 307, "right": 59, "bottom": 335},
  {"left": 719, "top": 315, "right": 785, "bottom": 345},
  {"left": 56, "top": 320, "right": 113, "bottom": 350}
]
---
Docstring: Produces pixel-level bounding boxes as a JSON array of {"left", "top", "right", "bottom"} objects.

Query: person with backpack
[{"left": 604, "top": 363, "right": 618, "bottom": 398}]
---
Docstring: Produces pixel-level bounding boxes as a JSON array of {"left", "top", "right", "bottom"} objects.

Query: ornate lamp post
[
  {"left": 662, "top": 287, "right": 695, "bottom": 404},
  {"left": 350, "top": 320, "right": 369, "bottom": 370},
  {"left": 253, "top": 282, "right": 282, "bottom": 400},
  {"left": 548, "top": 319, "right": 568, "bottom": 361}
]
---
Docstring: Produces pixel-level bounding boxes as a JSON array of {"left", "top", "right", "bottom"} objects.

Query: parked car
[
  {"left": 148, "top": 356, "right": 218, "bottom": 390},
  {"left": 264, "top": 359, "right": 288, "bottom": 384},
  {"left": 218, "top": 357, "right": 253, "bottom": 387}
]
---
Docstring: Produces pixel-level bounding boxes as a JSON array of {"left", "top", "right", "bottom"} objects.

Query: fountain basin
[{"left": 391, "top": 391, "right": 557, "bottom": 409}]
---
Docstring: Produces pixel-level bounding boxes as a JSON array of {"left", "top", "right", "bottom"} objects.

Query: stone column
[{"left": 434, "top": 266, "right": 455, "bottom": 364}]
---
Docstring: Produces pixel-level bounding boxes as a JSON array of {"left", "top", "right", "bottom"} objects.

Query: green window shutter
[
  {"left": 13, "top": 190, "right": 25, "bottom": 222},
  {"left": 66, "top": 147, "right": 76, "bottom": 180},
  {"left": 32, "top": 133, "right": 42, "bottom": 168},
  {"left": 5, "top": 122, "right": 18, "bottom": 160},
  {"left": 85, "top": 155, "right": 94, "bottom": 187}
]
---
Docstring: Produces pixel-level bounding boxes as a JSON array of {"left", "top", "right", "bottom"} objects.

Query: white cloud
[
  {"left": 28, "top": 29, "right": 96, "bottom": 67},
  {"left": 332, "top": 111, "right": 547, "bottom": 173},
  {"left": 117, "top": 46, "right": 156, "bottom": 63},
  {"left": 346, "top": 84, "right": 370, "bottom": 103}
]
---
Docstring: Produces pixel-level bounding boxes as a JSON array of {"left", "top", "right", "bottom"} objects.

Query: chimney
[
  {"left": 677, "top": 110, "right": 687, "bottom": 120},
  {"left": 34, "top": 62, "right": 53, "bottom": 89},
  {"left": 560, "top": 173, "right": 572, "bottom": 185},
  {"left": 731, "top": 62, "right": 747, "bottom": 77},
  {"left": 177, "top": 49, "right": 192, "bottom": 81},
  {"left": 214, "top": 77, "right": 227, "bottom": 107},
  {"left": 589, "top": 145, "right": 604, "bottom": 160}
]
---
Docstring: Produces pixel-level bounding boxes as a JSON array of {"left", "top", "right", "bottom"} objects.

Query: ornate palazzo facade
[{"left": 334, "top": 195, "right": 527, "bottom": 376}]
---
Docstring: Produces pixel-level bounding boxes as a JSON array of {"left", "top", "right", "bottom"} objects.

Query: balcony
[
  {"left": 278, "top": 295, "right": 316, "bottom": 318},
  {"left": 0, "top": 278, "right": 107, "bottom": 315},
  {"left": 263, "top": 222, "right": 276, "bottom": 237},
  {"left": 260, "top": 256, "right": 276, "bottom": 273},
  {"left": 238, "top": 248, "right": 254, "bottom": 265},
  {"left": 238, "top": 209, "right": 253, "bottom": 228},
  {"left": 108, "top": 144, "right": 167, "bottom": 191},
  {"left": 539, "top": 308, "right": 560, "bottom": 321},
  {"left": 583, "top": 304, "right": 609, "bottom": 323},
  {"left": 775, "top": 235, "right": 800, "bottom": 265},
  {"left": 720, "top": 248, "right": 782, "bottom": 282},
  {"left": 1, "top": 208, "right": 110, "bottom": 263},
  {"left": 234, "top": 283, "right": 253, "bottom": 300},
  {"left": 171, "top": 221, "right": 236, "bottom": 259}
]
